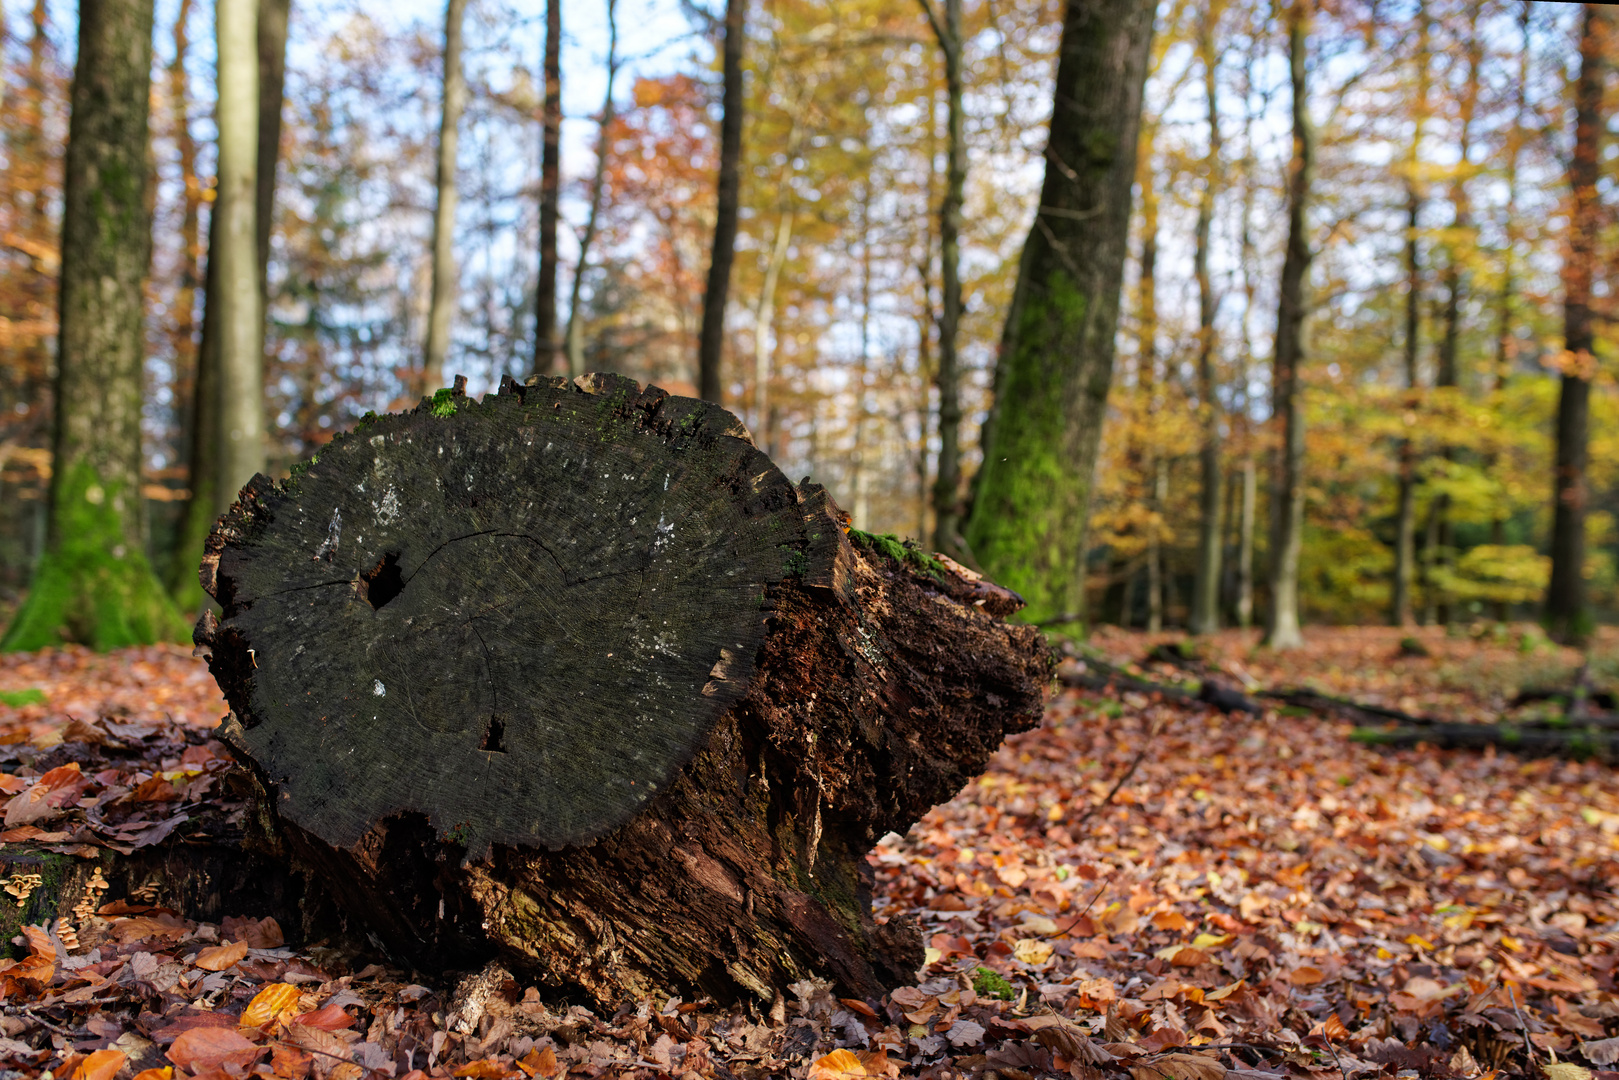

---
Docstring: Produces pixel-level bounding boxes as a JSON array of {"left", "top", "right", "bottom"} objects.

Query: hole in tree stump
[
  {"left": 363, "top": 552, "right": 405, "bottom": 610},
  {"left": 481, "top": 714, "right": 507, "bottom": 754}
]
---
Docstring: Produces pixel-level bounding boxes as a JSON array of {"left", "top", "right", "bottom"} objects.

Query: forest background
[{"left": 0, "top": 0, "right": 1615, "bottom": 642}]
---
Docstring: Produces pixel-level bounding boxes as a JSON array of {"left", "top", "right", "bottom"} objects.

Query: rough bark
[
  {"left": 423, "top": 0, "right": 469, "bottom": 397},
  {"left": 750, "top": 208, "right": 793, "bottom": 450},
  {"left": 193, "top": 374, "right": 1051, "bottom": 1007},
  {"left": 696, "top": 0, "right": 745, "bottom": 404},
  {"left": 215, "top": 0, "right": 265, "bottom": 512},
  {"left": 255, "top": 0, "right": 288, "bottom": 316},
  {"left": 533, "top": 0, "right": 562, "bottom": 375},
  {"left": 963, "top": 0, "right": 1155, "bottom": 625},
  {"left": 1262, "top": 0, "right": 1313, "bottom": 651},
  {"left": 1, "top": 0, "right": 187, "bottom": 652},
  {"left": 1189, "top": 11, "right": 1222, "bottom": 638},
  {"left": 1546, "top": 5, "right": 1606, "bottom": 645}
]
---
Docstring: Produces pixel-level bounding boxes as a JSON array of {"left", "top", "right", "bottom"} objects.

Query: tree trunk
[
  {"left": 1236, "top": 452, "right": 1255, "bottom": 629},
  {"left": 750, "top": 209, "right": 793, "bottom": 449},
  {"left": 564, "top": 0, "right": 619, "bottom": 381},
  {"left": 194, "top": 373, "right": 1050, "bottom": 1006},
  {"left": 533, "top": 0, "right": 562, "bottom": 375},
  {"left": 215, "top": 0, "right": 265, "bottom": 512},
  {"left": 423, "top": 0, "right": 469, "bottom": 398},
  {"left": 922, "top": 0, "right": 966, "bottom": 560},
  {"left": 696, "top": 0, "right": 744, "bottom": 404},
  {"left": 1189, "top": 11, "right": 1221, "bottom": 637},
  {"left": 169, "top": 0, "right": 286, "bottom": 608},
  {"left": 162, "top": 0, "right": 204, "bottom": 603},
  {"left": 1546, "top": 4, "right": 1606, "bottom": 644},
  {"left": 963, "top": 0, "right": 1155, "bottom": 625},
  {"left": 1263, "top": 0, "right": 1313, "bottom": 651},
  {"left": 1, "top": 0, "right": 187, "bottom": 652},
  {"left": 1391, "top": 1, "right": 1428, "bottom": 629}
]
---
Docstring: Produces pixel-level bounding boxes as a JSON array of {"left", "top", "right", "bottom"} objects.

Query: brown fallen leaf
[
  {"left": 167, "top": 1026, "right": 263, "bottom": 1071},
  {"left": 1128, "top": 1052, "right": 1228, "bottom": 1080},
  {"left": 453, "top": 1059, "right": 512, "bottom": 1079},
  {"left": 291, "top": 1002, "right": 355, "bottom": 1031},
  {"left": 193, "top": 939, "right": 249, "bottom": 971},
  {"left": 516, "top": 1045, "right": 560, "bottom": 1079}
]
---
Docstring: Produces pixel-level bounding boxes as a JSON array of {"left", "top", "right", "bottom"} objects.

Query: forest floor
[{"left": 0, "top": 624, "right": 1615, "bottom": 1080}]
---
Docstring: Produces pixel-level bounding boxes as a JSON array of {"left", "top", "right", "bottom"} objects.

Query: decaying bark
[{"left": 194, "top": 374, "right": 1051, "bottom": 1006}]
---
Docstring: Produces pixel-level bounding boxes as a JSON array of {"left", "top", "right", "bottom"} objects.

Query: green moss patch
[
  {"left": 0, "top": 689, "right": 45, "bottom": 707},
  {"left": 846, "top": 529, "right": 946, "bottom": 581}
]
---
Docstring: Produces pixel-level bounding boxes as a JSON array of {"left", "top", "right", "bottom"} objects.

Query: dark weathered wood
[{"left": 196, "top": 374, "right": 1051, "bottom": 1005}]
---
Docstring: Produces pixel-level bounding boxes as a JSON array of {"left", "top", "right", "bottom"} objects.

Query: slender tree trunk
[
  {"left": 533, "top": 0, "right": 561, "bottom": 374},
  {"left": 164, "top": 0, "right": 205, "bottom": 600},
  {"left": 962, "top": 0, "right": 1155, "bottom": 624},
  {"left": 852, "top": 198, "right": 873, "bottom": 530},
  {"left": 1237, "top": 453, "right": 1255, "bottom": 629},
  {"left": 255, "top": 0, "right": 288, "bottom": 318},
  {"left": 422, "top": 0, "right": 468, "bottom": 397},
  {"left": 1235, "top": 57, "right": 1258, "bottom": 632},
  {"left": 214, "top": 0, "right": 264, "bottom": 512},
  {"left": 916, "top": 89, "right": 936, "bottom": 544},
  {"left": 1545, "top": 4, "right": 1607, "bottom": 644},
  {"left": 1429, "top": 15, "right": 1479, "bottom": 628},
  {"left": 1189, "top": 10, "right": 1222, "bottom": 637},
  {"left": 1140, "top": 171, "right": 1162, "bottom": 634},
  {"left": 1391, "top": 1, "right": 1428, "bottom": 629},
  {"left": 1, "top": 0, "right": 188, "bottom": 651},
  {"left": 564, "top": 0, "right": 618, "bottom": 380},
  {"left": 696, "top": 0, "right": 744, "bottom": 403},
  {"left": 1263, "top": 0, "right": 1313, "bottom": 651},
  {"left": 168, "top": 0, "right": 284, "bottom": 608},
  {"left": 1489, "top": 4, "right": 1530, "bottom": 624},
  {"left": 919, "top": 0, "right": 966, "bottom": 558},
  {"left": 751, "top": 209, "right": 793, "bottom": 448}
]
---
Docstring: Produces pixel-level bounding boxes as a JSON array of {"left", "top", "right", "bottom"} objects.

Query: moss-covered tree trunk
[
  {"left": 1545, "top": 4, "right": 1606, "bottom": 645},
  {"left": 962, "top": 0, "right": 1155, "bottom": 625},
  {"left": 1262, "top": 0, "right": 1314, "bottom": 651},
  {"left": 1, "top": 0, "right": 187, "bottom": 652},
  {"left": 195, "top": 374, "right": 1050, "bottom": 1006}
]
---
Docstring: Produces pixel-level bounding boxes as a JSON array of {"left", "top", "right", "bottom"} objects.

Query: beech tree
[
  {"left": 1, "top": 0, "right": 187, "bottom": 650},
  {"left": 1545, "top": 4, "right": 1607, "bottom": 644},
  {"left": 533, "top": 0, "right": 561, "bottom": 373},
  {"left": 1263, "top": 0, "right": 1314, "bottom": 651},
  {"left": 695, "top": 0, "right": 744, "bottom": 403},
  {"left": 963, "top": 0, "right": 1155, "bottom": 625},
  {"left": 422, "top": 0, "right": 468, "bottom": 397},
  {"left": 1188, "top": 3, "right": 1223, "bottom": 637}
]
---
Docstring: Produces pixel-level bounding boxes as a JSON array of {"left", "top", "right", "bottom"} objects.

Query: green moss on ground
[
  {"left": 0, "top": 689, "right": 45, "bottom": 707},
  {"left": 0, "top": 461, "right": 190, "bottom": 652},
  {"left": 972, "top": 967, "right": 1016, "bottom": 1000}
]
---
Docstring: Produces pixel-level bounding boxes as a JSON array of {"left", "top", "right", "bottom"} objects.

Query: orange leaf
[
  {"left": 241, "top": 982, "right": 302, "bottom": 1028},
  {"left": 20, "top": 924, "right": 53, "bottom": 957},
  {"left": 130, "top": 774, "right": 184, "bottom": 802},
  {"left": 290, "top": 1002, "right": 355, "bottom": 1031},
  {"left": 269, "top": 1044, "right": 313, "bottom": 1079},
  {"left": 1289, "top": 966, "right": 1325, "bottom": 987},
  {"left": 168, "top": 1026, "right": 263, "bottom": 1071},
  {"left": 193, "top": 940, "right": 249, "bottom": 971},
  {"left": 68, "top": 1049, "right": 126, "bottom": 1080},
  {"left": 809, "top": 1048, "right": 871, "bottom": 1079},
  {"left": 131, "top": 1070, "right": 174, "bottom": 1080},
  {"left": 1152, "top": 910, "right": 1192, "bottom": 932},
  {"left": 453, "top": 1059, "right": 512, "bottom": 1079},
  {"left": 1318, "top": 1014, "right": 1348, "bottom": 1042},
  {"left": 516, "top": 1046, "right": 560, "bottom": 1079},
  {"left": 840, "top": 997, "right": 880, "bottom": 1018}
]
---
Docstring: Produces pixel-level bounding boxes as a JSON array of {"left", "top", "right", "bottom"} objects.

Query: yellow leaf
[
  {"left": 1191, "top": 933, "right": 1232, "bottom": 949},
  {"left": 1404, "top": 934, "right": 1436, "bottom": 951},
  {"left": 923, "top": 947, "right": 943, "bottom": 965},
  {"left": 240, "top": 983, "right": 301, "bottom": 1029},
  {"left": 1501, "top": 936, "right": 1523, "bottom": 952},
  {"left": 1542, "top": 1065, "right": 1591, "bottom": 1080},
  {"left": 1015, "top": 938, "right": 1055, "bottom": 965}
]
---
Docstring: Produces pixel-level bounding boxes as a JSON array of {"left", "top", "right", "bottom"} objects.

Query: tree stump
[{"left": 193, "top": 374, "right": 1051, "bottom": 1006}]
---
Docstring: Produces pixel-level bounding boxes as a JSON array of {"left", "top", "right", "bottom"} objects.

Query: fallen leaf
[
  {"left": 67, "top": 1049, "right": 126, "bottom": 1080},
  {"left": 241, "top": 982, "right": 302, "bottom": 1029},
  {"left": 193, "top": 940, "right": 248, "bottom": 971},
  {"left": 1544, "top": 1066, "right": 1592, "bottom": 1080},
  {"left": 4, "top": 763, "right": 87, "bottom": 826},
  {"left": 167, "top": 1026, "right": 263, "bottom": 1071},
  {"left": 1288, "top": 966, "right": 1325, "bottom": 987},
  {"left": 1153, "top": 910, "right": 1192, "bottom": 931},
  {"left": 1014, "top": 938, "right": 1055, "bottom": 964},
  {"left": 291, "top": 1003, "right": 356, "bottom": 1031},
  {"left": 130, "top": 1070, "right": 173, "bottom": 1080},
  {"left": 516, "top": 1045, "right": 560, "bottom": 1078},
  {"left": 808, "top": 1048, "right": 898, "bottom": 1079},
  {"left": 1128, "top": 1052, "right": 1228, "bottom": 1080},
  {"left": 1584, "top": 1040, "right": 1619, "bottom": 1067},
  {"left": 453, "top": 1060, "right": 511, "bottom": 1079}
]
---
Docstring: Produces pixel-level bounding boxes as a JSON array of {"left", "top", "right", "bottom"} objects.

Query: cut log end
[{"left": 197, "top": 373, "right": 1053, "bottom": 1006}]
